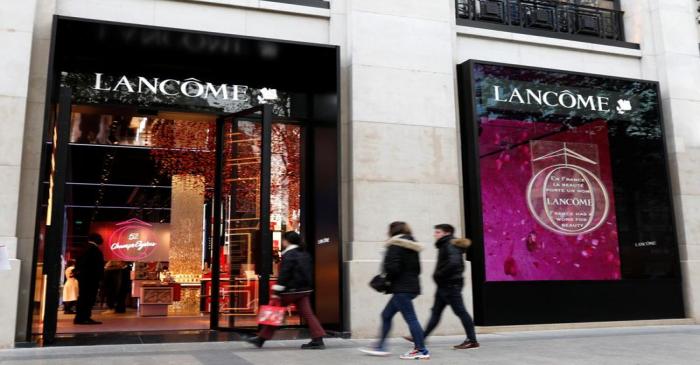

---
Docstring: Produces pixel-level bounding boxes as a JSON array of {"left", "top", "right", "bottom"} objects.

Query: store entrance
[
  {"left": 211, "top": 106, "right": 304, "bottom": 330},
  {"left": 32, "top": 88, "right": 303, "bottom": 342}
]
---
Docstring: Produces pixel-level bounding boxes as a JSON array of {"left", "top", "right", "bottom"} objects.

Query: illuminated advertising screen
[
  {"left": 463, "top": 61, "right": 680, "bottom": 284},
  {"left": 481, "top": 121, "right": 620, "bottom": 281}
]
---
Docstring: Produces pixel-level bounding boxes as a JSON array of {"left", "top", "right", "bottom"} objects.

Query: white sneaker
[
  {"left": 360, "top": 347, "right": 391, "bottom": 357},
  {"left": 399, "top": 349, "right": 430, "bottom": 360}
]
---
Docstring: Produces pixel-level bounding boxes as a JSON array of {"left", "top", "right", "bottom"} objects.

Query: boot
[
  {"left": 301, "top": 337, "right": 325, "bottom": 350},
  {"left": 246, "top": 336, "right": 265, "bottom": 348}
]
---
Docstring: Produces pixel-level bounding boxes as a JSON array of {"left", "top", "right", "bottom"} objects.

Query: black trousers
[
  {"left": 75, "top": 281, "right": 100, "bottom": 322},
  {"left": 103, "top": 269, "right": 120, "bottom": 310},
  {"left": 424, "top": 285, "right": 477, "bottom": 342},
  {"left": 63, "top": 301, "right": 76, "bottom": 313},
  {"left": 115, "top": 268, "right": 131, "bottom": 313}
]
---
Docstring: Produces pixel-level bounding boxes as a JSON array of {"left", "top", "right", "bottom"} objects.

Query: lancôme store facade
[{"left": 1, "top": 0, "right": 699, "bottom": 348}]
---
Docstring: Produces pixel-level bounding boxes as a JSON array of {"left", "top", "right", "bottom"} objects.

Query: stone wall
[
  {"left": 340, "top": 0, "right": 464, "bottom": 338},
  {"left": 635, "top": 0, "right": 700, "bottom": 321},
  {"left": 0, "top": 0, "right": 37, "bottom": 349}
]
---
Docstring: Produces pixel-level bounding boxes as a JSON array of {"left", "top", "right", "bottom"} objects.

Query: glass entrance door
[
  {"left": 211, "top": 104, "right": 305, "bottom": 330},
  {"left": 212, "top": 105, "right": 273, "bottom": 330}
]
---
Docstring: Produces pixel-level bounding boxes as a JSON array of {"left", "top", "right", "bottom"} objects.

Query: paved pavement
[{"left": 2, "top": 325, "right": 700, "bottom": 365}]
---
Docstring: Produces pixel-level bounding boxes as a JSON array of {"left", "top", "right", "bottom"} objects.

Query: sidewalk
[{"left": 2, "top": 325, "right": 699, "bottom": 365}]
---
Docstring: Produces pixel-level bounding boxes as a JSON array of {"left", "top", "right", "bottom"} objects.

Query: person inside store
[
  {"left": 360, "top": 221, "right": 430, "bottom": 360},
  {"left": 102, "top": 260, "right": 131, "bottom": 314},
  {"left": 403, "top": 224, "right": 480, "bottom": 350},
  {"left": 247, "top": 231, "right": 327, "bottom": 350},
  {"left": 73, "top": 233, "right": 106, "bottom": 325},
  {"left": 62, "top": 259, "right": 78, "bottom": 314}
]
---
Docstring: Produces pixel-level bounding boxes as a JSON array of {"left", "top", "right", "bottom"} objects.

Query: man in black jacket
[
  {"left": 247, "top": 231, "right": 326, "bottom": 350},
  {"left": 74, "top": 233, "right": 106, "bottom": 325},
  {"left": 407, "top": 224, "right": 479, "bottom": 349}
]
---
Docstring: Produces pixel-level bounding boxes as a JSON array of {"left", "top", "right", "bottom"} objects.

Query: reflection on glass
[{"left": 217, "top": 119, "right": 302, "bottom": 329}]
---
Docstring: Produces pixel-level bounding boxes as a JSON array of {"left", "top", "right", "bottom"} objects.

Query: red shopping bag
[{"left": 258, "top": 299, "right": 286, "bottom": 326}]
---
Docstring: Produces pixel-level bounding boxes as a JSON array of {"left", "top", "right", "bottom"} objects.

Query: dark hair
[
  {"left": 434, "top": 224, "right": 455, "bottom": 235},
  {"left": 388, "top": 221, "right": 412, "bottom": 237},
  {"left": 67, "top": 259, "right": 76, "bottom": 266},
  {"left": 88, "top": 233, "right": 103, "bottom": 245},
  {"left": 282, "top": 231, "right": 304, "bottom": 249}
]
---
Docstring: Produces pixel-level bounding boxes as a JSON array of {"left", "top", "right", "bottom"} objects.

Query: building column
[
  {"left": 0, "top": 0, "right": 37, "bottom": 348},
  {"left": 169, "top": 175, "right": 205, "bottom": 283},
  {"left": 629, "top": 0, "right": 700, "bottom": 321},
  {"left": 340, "top": 0, "right": 464, "bottom": 337}
]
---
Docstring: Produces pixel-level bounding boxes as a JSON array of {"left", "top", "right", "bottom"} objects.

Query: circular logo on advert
[
  {"left": 109, "top": 222, "right": 158, "bottom": 261},
  {"left": 526, "top": 147, "right": 610, "bottom": 235}
]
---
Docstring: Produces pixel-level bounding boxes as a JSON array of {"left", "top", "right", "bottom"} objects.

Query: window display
[
  {"left": 50, "top": 106, "right": 303, "bottom": 333},
  {"left": 464, "top": 61, "right": 679, "bottom": 282},
  {"left": 459, "top": 60, "right": 684, "bottom": 325}
]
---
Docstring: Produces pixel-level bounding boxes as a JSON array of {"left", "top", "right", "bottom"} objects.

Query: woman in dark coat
[
  {"left": 247, "top": 231, "right": 327, "bottom": 349},
  {"left": 361, "top": 222, "right": 430, "bottom": 360}
]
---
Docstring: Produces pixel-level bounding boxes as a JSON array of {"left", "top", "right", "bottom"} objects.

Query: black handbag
[{"left": 369, "top": 273, "right": 390, "bottom": 293}]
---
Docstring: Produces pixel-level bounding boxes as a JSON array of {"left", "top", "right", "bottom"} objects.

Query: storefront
[
  {"left": 27, "top": 16, "right": 341, "bottom": 344},
  {"left": 458, "top": 60, "right": 685, "bottom": 325},
  {"left": 4, "top": 0, "right": 698, "bottom": 349}
]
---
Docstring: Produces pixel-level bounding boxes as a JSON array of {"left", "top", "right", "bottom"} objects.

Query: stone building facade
[{"left": 0, "top": 0, "right": 699, "bottom": 348}]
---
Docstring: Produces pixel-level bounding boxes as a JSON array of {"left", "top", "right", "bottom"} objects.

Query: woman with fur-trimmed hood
[{"left": 360, "top": 222, "right": 431, "bottom": 360}]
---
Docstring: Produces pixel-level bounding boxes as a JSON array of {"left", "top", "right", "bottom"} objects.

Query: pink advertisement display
[{"left": 481, "top": 119, "right": 621, "bottom": 281}]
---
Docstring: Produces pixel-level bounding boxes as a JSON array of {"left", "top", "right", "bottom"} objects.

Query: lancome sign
[
  {"left": 492, "top": 85, "right": 630, "bottom": 114},
  {"left": 480, "top": 80, "right": 635, "bottom": 119},
  {"left": 92, "top": 73, "right": 279, "bottom": 102},
  {"left": 61, "top": 71, "right": 289, "bottom": 114}
]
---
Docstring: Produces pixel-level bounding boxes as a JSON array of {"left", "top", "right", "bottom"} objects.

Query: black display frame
[
  {"left": 25, "top": 15, "right": 344, "bottom": 344},
  {"left": 457, "top": 59, "right": 685, "bottom": 326}
]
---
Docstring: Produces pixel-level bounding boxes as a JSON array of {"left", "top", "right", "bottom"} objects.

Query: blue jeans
[{"left": 378, "top": 293, "right": 426, "bottom": 351}]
